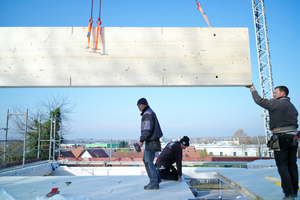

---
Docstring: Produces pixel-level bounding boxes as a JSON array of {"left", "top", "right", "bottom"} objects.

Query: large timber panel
[{"left": 0, "top": 27, "right": 251, "bottom": 87}]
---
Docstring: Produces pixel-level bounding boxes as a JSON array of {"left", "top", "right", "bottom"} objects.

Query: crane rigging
[
  {"left": 194, "top": 0, "right": 211, "bottom": 27},
  {"left": 85, "top": 0, "right": 274, "bottom": 142},
  {"left": 87, "top": 0, "right": 102, "bottom": 50},
  {"left": 194, "top": 0, "right": 274, "bottom": 142}
]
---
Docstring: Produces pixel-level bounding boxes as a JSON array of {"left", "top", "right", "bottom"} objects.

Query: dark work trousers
[
  {"left": 143, "top": 142, "right": 161, "bottom": 187},
  {"left": 274, "top": 134, "right": 299, "bottom": 197},
  {"left": 157, "top": 165, "right": 178, "bottom": 181}
]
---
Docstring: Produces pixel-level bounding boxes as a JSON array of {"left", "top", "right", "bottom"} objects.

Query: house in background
[
  {"left": 79, "top": 149, "right": 109, "bottom": 158},
  {"left": 60, "top": 151, "right": 75, "bottom": 158},
  {"left": 182, "top": 146, "right": 202, "bottom": 157},
  {"left": 71, "top": 147, "right": 85, "bottom": 158}
]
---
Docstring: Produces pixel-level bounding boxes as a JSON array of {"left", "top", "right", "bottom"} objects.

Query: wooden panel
[{"left": 0, "top": 27, "right": 251, "bottom": 87}]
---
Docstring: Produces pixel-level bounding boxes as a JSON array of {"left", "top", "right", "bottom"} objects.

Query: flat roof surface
[
  {"left": 213, "top": 159, "right": 300, "bottom": 200},
  {"left": 1, "top": 159, "right": 300, "bottom": 200},
  {"left": 0, "top": 175, "right": 195, "bottom": 200}
]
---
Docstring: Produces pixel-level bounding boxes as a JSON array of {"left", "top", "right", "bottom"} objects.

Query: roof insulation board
[
  {"left": 0, "top": 27, "right": 251, "bottom": 87},
  {"left": 1, "top": 160, "right": 299, "bottom": 200},
  {"left": 0, "top": 175, "right": 195, "bottom": 200}
]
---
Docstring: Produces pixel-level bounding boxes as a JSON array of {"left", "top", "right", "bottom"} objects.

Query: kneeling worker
[{"left": 155, "top": 136, "right": 190, "bottom": 182}]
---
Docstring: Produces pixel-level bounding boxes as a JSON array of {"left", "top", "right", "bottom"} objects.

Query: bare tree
[
  {"left": 231, "top": 129, "right": 251, "bottom": 145},
  {"left": 11, "top": 94, "right": 76, "bottom": 138}
]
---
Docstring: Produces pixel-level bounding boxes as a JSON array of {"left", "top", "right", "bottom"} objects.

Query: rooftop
[{"left": 0, "top": 159, "right": 300, "bottom": 200}]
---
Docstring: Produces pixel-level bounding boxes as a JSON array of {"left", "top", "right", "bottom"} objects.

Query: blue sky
[{"left": 0, "top": 0, "right": 299, "bottom": 139}]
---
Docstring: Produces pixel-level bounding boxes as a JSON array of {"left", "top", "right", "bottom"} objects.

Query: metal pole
[
  {"left": 49, "top": 114, "right": 53, "bottom": 160},
  {"left": 22, "top": 109, "right": 28, "bottom": 167},
  {"left": 38, "top": 117, "right": 41, "bottom": 158},
  {"left": 4, "top": 109, "right": 9, "bottom": 163},
  {"left": 53, "top": 118, "right": 56, "bottom": 160},
  {"left": 257, "top": 135, "right": 261, "bottom": 158},
  {"left": 110, "top": 139, "right": 112, "bottom": 161},
  {"left": 58, "top": 118, "right": 62, "bottom": 158},
  {"left": 219, "top": 180, "right": 222, "bottom": 199}
]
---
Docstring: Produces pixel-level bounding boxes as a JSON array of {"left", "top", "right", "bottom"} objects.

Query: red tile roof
[
  {"left": 182, "top": 146, "right": 201, "bottom": 158},
  {"left": 114, "top": 150, "right": 144, "bottom": 158},
  {"left": 72, "top": 148, "right": 84, "bottom": 158}
]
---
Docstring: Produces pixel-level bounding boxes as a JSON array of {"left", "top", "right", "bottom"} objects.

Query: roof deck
[{"left": 0, "top": 159, "right": 300, "bottom": 200}]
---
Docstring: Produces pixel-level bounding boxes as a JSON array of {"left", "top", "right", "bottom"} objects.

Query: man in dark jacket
[
  {"left": 247, "top": 85, "right": 298, "bottom": 200},
  {"left": 137, "top": 98, "right": 163, "bottom": 190},
  {"left": 155, "top": 136, "right": 190, "bottom": 182}
]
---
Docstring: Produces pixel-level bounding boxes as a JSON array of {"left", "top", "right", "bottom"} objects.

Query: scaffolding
[
  {"left": 0, "top": 109, "right": 62, "bottom": 167},
  {"left": 252, "top": 0, "right": 274, "bottom": 142}
]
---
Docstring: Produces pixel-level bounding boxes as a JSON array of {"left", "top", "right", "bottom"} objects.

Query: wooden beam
[{"left": 0, "top": 27, "right": 251, "bottom": 87}]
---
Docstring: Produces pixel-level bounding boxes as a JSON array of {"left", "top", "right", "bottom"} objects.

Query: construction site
[{"left": 0, "top": 0, "right": 300, "bottom": 199}]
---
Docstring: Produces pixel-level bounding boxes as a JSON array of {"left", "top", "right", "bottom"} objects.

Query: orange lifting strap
[
  {"left": 95, "top": 0, "right": 102, "bottom": 50},
  {"left": 87, "top": 0, "right": 94, "bottom": 49},
  {"left": 195, "top": 0, "right": 211, "bottom": 27}
]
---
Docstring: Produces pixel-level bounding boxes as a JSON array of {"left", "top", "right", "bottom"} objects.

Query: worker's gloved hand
[{"left": 245, "top": 84, "right": 253, "bottom": 89}]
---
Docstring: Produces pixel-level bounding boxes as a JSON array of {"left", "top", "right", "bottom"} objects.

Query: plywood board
[{"left": 0, "top": 27, "right": 251, "bottom": 87}]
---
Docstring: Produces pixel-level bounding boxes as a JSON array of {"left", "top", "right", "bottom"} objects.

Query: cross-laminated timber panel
[{"left": 0, "top": 27, "right": 251, "bottom": 87}]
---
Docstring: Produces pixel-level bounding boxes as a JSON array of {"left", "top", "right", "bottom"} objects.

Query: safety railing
[{"left": 1, "top": 113, "right": 272, "bottom": 170}]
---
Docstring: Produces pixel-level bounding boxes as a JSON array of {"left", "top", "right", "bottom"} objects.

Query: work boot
[
  {"left": 144, "top": 185, "right": 159, "bottom": 190},
  {"left": 282, "top": 195, "right": 295, "bottom": 200}
]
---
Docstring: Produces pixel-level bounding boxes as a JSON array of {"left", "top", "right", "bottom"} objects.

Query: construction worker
[
  {"left": 155, "top": 136, "right": 190, "bottom": 182},
  {"left": 247, "top": 85, "right": 298, "bottom": 200},
  {"left": 137, "top": 98, "right": 163, "bottom": 190}
]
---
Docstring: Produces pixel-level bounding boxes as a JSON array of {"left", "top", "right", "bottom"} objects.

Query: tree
[
  {"left": 6, "top": 94, "right": 75, "bottom": 162},
  {"left": 231, "top": 129, "right": 251, "bottom": 145},
  {"left": 12, "top": 94, "right": 75, "bottom": 137},
  {"left": 0, "top": 138, "right": 23, "bottom": 163},
  {"left": 26, "top": 108, "right": 63, "bottom": 160},
  {"left": 117, "top": 141, "right": 130, "bottom": 152},
  {"left": 118, "top": 141, "right": 128, "bottom": 148},
  {"left": 199, "top": 148, "right": 208, "bottom": 157}
]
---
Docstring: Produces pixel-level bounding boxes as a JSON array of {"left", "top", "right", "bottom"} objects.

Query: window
[
  {"left": 233, "top": 152, "right": 236, "bottom": 156},
  {"left": 220, "top": 152, "right": 223, "bottom": 156},
  {"left": 245, "top": 152, "right": 248, "bottom": 156}
]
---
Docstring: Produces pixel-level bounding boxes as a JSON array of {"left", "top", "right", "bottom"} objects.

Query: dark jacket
[
  {"left": 155, "top": 141, "right": 183, "bottom": 176},
  {"left": 251, "top": 89, "right": 298, "bottom": 131},
  {"left": 140, "top": 107, "right": 163, "bottom": 143}
]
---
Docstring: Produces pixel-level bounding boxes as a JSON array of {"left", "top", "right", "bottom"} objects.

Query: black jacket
[
  {"left": 140, "top": 107, "right": 163, "bottom": 143},
  {"left": 155, "top": 141, "right": 183, "bottom": 176}
]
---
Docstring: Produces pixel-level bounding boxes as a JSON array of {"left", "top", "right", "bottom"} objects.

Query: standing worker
[
  {"left": 247, "top": 85, "right": 298, "bottom": 200},
  {"left": 137, "top": 98, "right": 163, "bottom": 190},
  {"left": 155, "top": 136, "right": 190, "bottom": 182}
]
